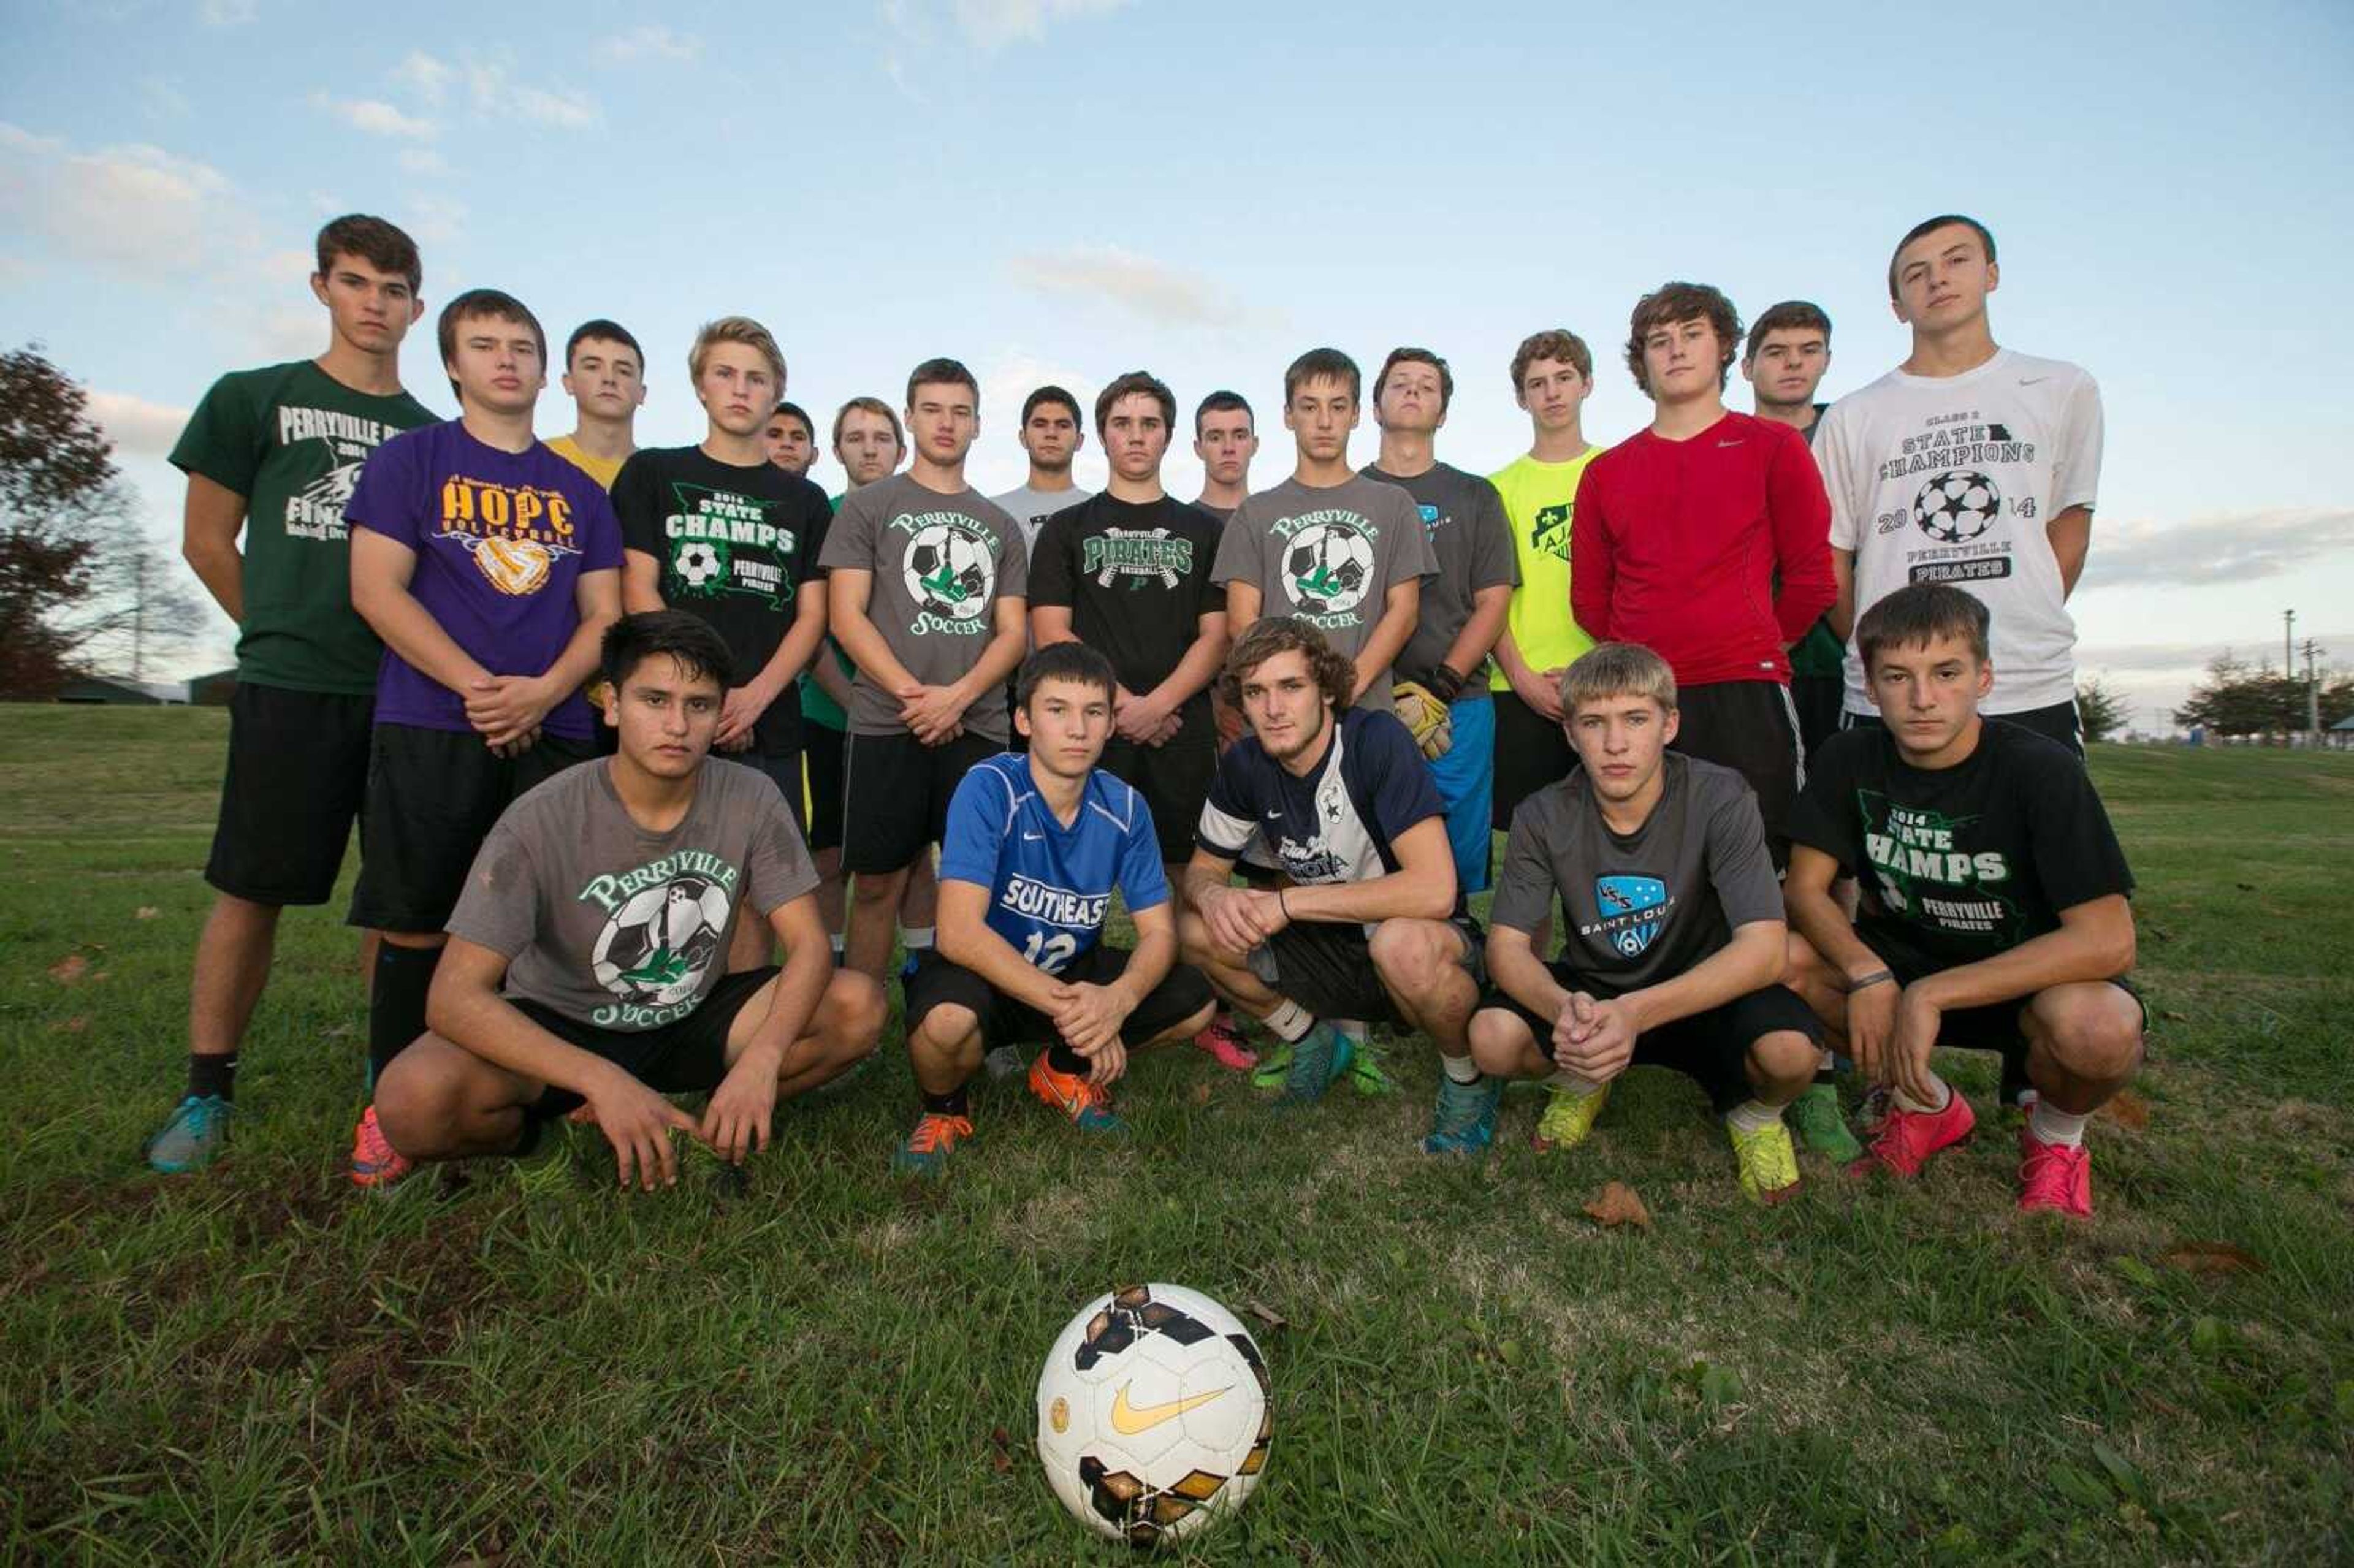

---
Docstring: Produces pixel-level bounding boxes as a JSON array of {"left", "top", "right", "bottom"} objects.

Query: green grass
[{"left": 2, "top": 707, "right": 2350, "bottom": 1564}]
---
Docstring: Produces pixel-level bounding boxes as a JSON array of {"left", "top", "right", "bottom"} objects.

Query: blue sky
[{"left": 4, "top": 0, "right": 2350, "bottom": 725}]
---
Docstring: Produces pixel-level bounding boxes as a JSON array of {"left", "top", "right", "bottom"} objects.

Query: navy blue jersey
[
  {"left": 939, "top": 752, "right": 1168, "bottom": 974},
  {"left": 1197, "top": 708, "right": 1456, "bottom": 920}
]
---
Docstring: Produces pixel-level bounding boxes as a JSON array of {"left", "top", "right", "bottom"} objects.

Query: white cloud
[
  {"left": 0, "top": 121, "right": 234, "bottom": 273},
  {"left": 965, "top": 352, "right": 1106, "bottom": 495},
  {"left": 467, "top": 64, "right": 599, "bottom": 129},
  {"left": 1006, "top": 246, "right": 1263, "bottom": 330},
  {"left": 397, "top": 147, "right": 446, "bottom": 175},
  {"left": 599, "top": 24, "right": 701, "bottom": 61},
  {"left": 89, "top": 391, "right": 192, "bottom": 457},
  {"left": 951, "top": 0, "right": 1132, "bottom": 48},
  {"left": 199, "top": 0, "right": 256, "bottom": 23},
  {"left": 2081, "top": 508, "right": 2354, "bottom": 590},
  {"left": 404, "top": 194, "right": 468, "bottom": 248},
  {"left": 309, "top": 93, "right": 438, "bottom": 140},
  {"left": 390, "top": 51, "right": 452, "bottom": 107}
]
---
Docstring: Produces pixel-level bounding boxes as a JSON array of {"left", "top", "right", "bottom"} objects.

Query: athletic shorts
[
  {"left": 725, "top": 748, "right": 807, "bottom": 835},
  {"left": 801, "top": 722, "right": 845, "bottom": 852},
  {"left": 840, "top": 729, "right": 1002, "bottom": 875},
  {"left": 205, "top": 682, "right": 375, "bottom": 907},
  {"left": 1842, "top": 699, "right": 2084, "bottom": 761},
  {"left": 1791, "top": 673, "right": 1845, "bottom": 764},
  {"left": 1493, "top": 689, "right": 1575, "bottom": 831},
  {"left": 515, "top": 965, "right": 777, "bottom": 1121},
  {"left": 1479, "top": 962, "right": 1823, "bottom": 1113},
  {"left": 1427, "top": 693, "right": 1496, "bottom": 894},
  {"left": 1871, "top": 931, "right": 2146, "bottom": 1073},
  {"left": 1101, "top": 729, "right": 1217, "bottom": 865},
  {"left": 1246, "top": 915, "right": 1484, "bottom": 1025},
  {"left": 902, "top": 942, "right": 1213, "bottom": 1050},
  {"left": 1669, "top": 680, "right": 1802, "bottom": 871},
  {"left": 348, "top": 723, "right": 594, "bottom": 934}
]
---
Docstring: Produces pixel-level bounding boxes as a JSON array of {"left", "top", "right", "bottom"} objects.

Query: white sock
[
  {"left": 2029, "top": 1100, "right": 2088, "bottom": 1147},
  {"left": 902, "top": 925, "right": 935, "bottom": 953},
  {"left": 1726, "top": 1099, "right": 1783, "bottom": 1134},
  {"left": 828, "top": 934, "right": 845, "bottom": 959},
  {"left": 1894, "top": 1073, "right": 1951, "bottom": 1115},
  {"left": 1263, "top": 1000, "right": 1316, "bottom": 1043},
  {"left": 1441, "top": 1054, "right": 1480, "bottom": 1086},
  {"left": 1816, "top": 1046, "right": 1837, "bottom": 1073},
  {"left": 1547, "top": 1068, "right": 1604, "bottom": 1098}
]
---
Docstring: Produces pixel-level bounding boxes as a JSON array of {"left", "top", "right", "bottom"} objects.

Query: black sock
[
  {"left": 188, "top": 1053, "right": 237, "bottom": 1102},
  {"left": 921, "top": 1086, "right": 971, "bottom": 1119},
  {"left": 368, "top": 943, "right": 442, "bottom": 1085},
  {"left": 1046, "top": 1041, "right": 1087, "bottom": 1076}
]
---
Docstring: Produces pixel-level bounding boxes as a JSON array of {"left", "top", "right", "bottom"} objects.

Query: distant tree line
[{"left": 2171, "top": 651, "right": 2352, "bottom": 737}]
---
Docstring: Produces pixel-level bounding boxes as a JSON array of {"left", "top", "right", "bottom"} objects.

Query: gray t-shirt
[
  {"left": 818, "top": 471, "right": 1028, "bottom": 740},
  {"left": 1490, "top": 753, "right": 1781, "bottom": 994},
  {"left": 447, "top": 758, "right": 819, "bottom": 1032},
  {"left": 1195, "top": 500, "right": 1238, "bottom": 525},
  {"left": 1209, "top": 473, "right": 1436, "bottom": 715},
  {"left": 1363, "top": 462, "right": 1518, "bottom": 695},
  {"left": 989, "top": 482, "right": 1091, "bottom": 559}
]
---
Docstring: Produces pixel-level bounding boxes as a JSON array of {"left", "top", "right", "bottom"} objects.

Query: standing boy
[
  {"left": 1192, "top": 390, "right": 1259, "bottom": 523},
  {"left": 545, "top": 319, "right": 645, "bottom": 490},
  {"left": 1742, "top": 300, "right": 1843, "bottom": 758},
  {"left": 991, "top": 386, "right": 1092, "bottom": 557},
  {"left": 764, "top": 400, "right": 818, "bottom": 478}
]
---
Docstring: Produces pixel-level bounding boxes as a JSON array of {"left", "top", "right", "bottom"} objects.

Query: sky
[{"left": 4, "top": 0, "right": 2351, "bottom": 728}]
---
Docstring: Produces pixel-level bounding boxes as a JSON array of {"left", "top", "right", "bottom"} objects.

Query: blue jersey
[{"left": 939, "top": 752, "right": 1169, "bottom": 975}]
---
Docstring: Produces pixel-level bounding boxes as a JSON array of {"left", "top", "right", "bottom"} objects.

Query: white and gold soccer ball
[{"left": 1035, "top": 1283, "right": 1272, "bottom": 1548}]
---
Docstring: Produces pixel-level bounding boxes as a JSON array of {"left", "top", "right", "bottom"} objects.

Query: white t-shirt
[
  {"left": 1816, "top": 348, "right": 2103, "bottom": 715},
  {"left": 990, "top": 484, "right": 1092, "bottom": 558}
]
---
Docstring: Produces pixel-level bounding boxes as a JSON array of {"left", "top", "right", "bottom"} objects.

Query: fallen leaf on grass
[
  {"left": 2099, "top": 1089, "right": 2151, "bottom": 1128},
  {"left": 2159, "top": 1242, "right": 2264, "bottom": 1276},
  {"left": 989, "top": 1425, "right": 1014, "bottom": 1473},
  {"left": 48, "top": 954, "right": 88, "bottom": 984},
  {"left": 1583, "top": 1181, "right": 1651, "bottom": 1230},
  {"left": 1243, "top": 1300, "right": 1287, "bottom": 1330},
  {"left": 52, "top": 1016, "right": 88, "bottom": 1034},
  {"left": 2160, "top": 1010, "right": 2187, "bottom": 1023},
  {"left": 1188, "top": 1081, "right": 1213, "bottom": 1106},
  {"left": 135, "top": 906, "right": 160, "bottom": 920}
]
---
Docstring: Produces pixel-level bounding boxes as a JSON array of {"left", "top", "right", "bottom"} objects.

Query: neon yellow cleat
[
  {"left": 1727, "top": 1116, "right": 1802, "bottom": 1205},
  {"left": 1532, "top": 1081, "right": 1609, "bottom": 1152}
]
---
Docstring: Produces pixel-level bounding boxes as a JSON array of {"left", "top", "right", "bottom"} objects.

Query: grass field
[{"left": 2, "top": 707, "right": 2350, "bottom": 1565}]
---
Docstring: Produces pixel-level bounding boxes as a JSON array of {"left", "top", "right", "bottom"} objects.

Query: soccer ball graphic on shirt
[
  {"left": 904, "top": 522, "right": 994, "bottom": 620},
  {"left": 1281, "top": 520, "right": 1373, "bottom": 615},
  {"left": 674, "top": 539, "right": 727, "bottom": 593},
  {"left": 1911, "top": 470, "right": 2003, "bottom": 544},
  {"left": 1036, "top": 1284, "right": 1272, "bottom": 1548},
  {"left": 590, "top": 874, "right": 734, "bottom": 1005}
]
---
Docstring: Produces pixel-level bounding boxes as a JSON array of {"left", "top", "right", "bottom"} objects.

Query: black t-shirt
[
  {"left": 1788, "top": 719, "right": 2134, "bottom": 969},
  {"left": 614, "top": 446, "right": 830, "bottom": 755},
  {"left": 1029, "top": 493, "right": 1225, "bottom": 724}
]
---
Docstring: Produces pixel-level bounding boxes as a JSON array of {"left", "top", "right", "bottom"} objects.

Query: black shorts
[
  {"left": 726, "top": 750, "right": 807, "bottom": 835},
  {"left": 1493, "top": 689, "right": 1575, "bottom": 829},
  {"left": 1791, "top": 674, "right": 1845, "bottom": 764},
  {"left": 1101, "top": 729, "right": 1217, "bottom": 865},
  {"left": 1872, "top": 932, "right": 2145, "bottom": 1073},
  {"left": 1480, "top": 962, "right": 1823, "bottom": 1113},
  {"left": 801, "top": 723, "right": 845, "bottom": 852},
  {"left": 348, "top": 723, "right": 595, "bottom": 934},
  {"left": 902, "top": 943, "right": 1213, "bottom": 1051},
  {"left": 840, "top": 729, "right": 1002, "bottom": 875},
  {"left": 514, "top": 965, "right": 777, "bottom": 1121},
  {"left": 205, "top": 682, "right": 375, "bottom": 906},
  {"left": 1670, "top": 680, "right": 1802, "bottom": 871},
  {"left": 1842, "top": 699, "right": 2084, "bottom": 762},
  {"left": 1246, "top": 916, "right": 1484, "bottom": 1024}
]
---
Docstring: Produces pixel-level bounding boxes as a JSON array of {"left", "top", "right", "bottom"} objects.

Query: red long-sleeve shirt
[{"left": 1569, "top": 411, "right": 1834, "bottom": 687}]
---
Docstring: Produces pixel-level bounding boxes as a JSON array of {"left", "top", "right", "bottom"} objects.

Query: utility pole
[
  {"left": 2303, "top": 639, "right": 2322, "bottom": 740},
  {"left": 2284, "top": 608, "right": 2295, "bottom": 677}
]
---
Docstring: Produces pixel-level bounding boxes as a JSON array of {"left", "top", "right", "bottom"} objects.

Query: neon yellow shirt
[
  {"left": 544, "top": 434, "right": 626, "bottom": 491},
  {"left": 1488, "top": 447, "right": 1601, "bottom": 691}
]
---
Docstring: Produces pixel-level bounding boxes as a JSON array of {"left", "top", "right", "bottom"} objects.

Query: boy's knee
[
  {"left": 2043, "top": 987, "right": 2144, "bottom": 1082},
  {"left": 1469, "top": 1008, "right": 1533, "bottom": 1078},
  {"left": 1369, "top": 919, "right": 1450, "bottom": 991},
  {"left": 1748, "top": 1029, "right": 1819, "bottom": 1092}
]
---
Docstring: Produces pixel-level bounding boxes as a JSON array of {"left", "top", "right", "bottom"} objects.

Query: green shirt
[
  {"left": 794, "top": 492, "right": 853, "bottom": 731},
  {"left": 170, "top": 360, "right": 438, "bottom": 694}
]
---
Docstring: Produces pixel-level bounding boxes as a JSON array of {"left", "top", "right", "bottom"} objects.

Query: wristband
[
  {"left": 1426, "top": 665, "right": 1465, "bottom": 704},
  {"left": 1276, "top": 888, "right": 1291, "bottom": 921},
  {"left": 1846, "top": 969, "right": 1894, "bottom": 991}
]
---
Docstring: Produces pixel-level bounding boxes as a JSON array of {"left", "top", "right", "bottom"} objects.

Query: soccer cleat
[
  {"left": 145, "top": 1095, "right": 232, "bottom": 1174},
  {"left": 1532, "top": 1081, "right": 1610, "bottom": 1152},
  {"left": 1028, "top": 1054, "right": 1127, "bottom": 1135},
  {"left": 892, "top": 1111, "right": 973, "bottom": 1176},
  {"left": 1786, "top": 1081, "right": 1864, "bottom": 1163},
  {"left": 1342, "top": 1026, "right": 1397, "bottom": 1096},
  {"left": 1192, "top": 1016, "right": 1258, "bottom": 1072},
  {"left": 1251, "top": 1038, "right": 1293, "bottom": 1090},
  {"left": 1727, "top": 1116, "right": 1803, "bottom": 1205},
  {"left": 1419, "top": 1075, "right": 1502, "bottom": 1156},
  {"left": 348, "top": 1104, "right": 413, "bottom": 1190},
  {"left": 2016, "top": 1126, "right": 2094, "bottom": 1217},
  {"left": 1277, "top": 1024, "right": 1355, "bottom": 1106},
  {"left": 1848, "top": 1090, "right": 1975, "bottom": 1179}
]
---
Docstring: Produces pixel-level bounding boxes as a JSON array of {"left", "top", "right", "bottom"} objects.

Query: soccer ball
[
  {"left": 676, "top": 540, "right": 726, "bottom": 591},
  {"left": 590, "top": 874, "right": 734, "bottom": 1005},
  {"left": 1035, "top": 1284, "right": 1272, "bottom": 1547},
  {"left": 1281, "top": 521, "right": 1373, "bottom": 615},
  {"left": 904, "top": 522, "right": 993, "bottom": 619},
  {"left": 1911, "top": 469, "right": 2002, "bottom": 544}
]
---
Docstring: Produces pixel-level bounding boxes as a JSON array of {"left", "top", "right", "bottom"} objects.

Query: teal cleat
[
  {"left": 1277, "top": 1024, "right": 1355, "bottom": 1106},
  {"left": 1419, "top": 1075, "right": 1501, "bottom": 1156},
  {"left": 145, "top": 1095, "right": 232, "bottom": 1174}
]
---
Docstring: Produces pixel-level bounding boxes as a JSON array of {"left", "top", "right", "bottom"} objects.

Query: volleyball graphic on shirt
[
  {"left": 1281, "top": 520, "right": 1373, "bottom": 615},
  {"left": 591, "top": 873, "right": 734, "bottom": 1005},
  {"left": 467, "top": 535, "right": 555, "bottom": 596},
  {"left": 1911, "top": 470, "right": 2003, "bottom": 545},
  {"left": 904, "top": 520, "right": 995, "bottom": 621}
]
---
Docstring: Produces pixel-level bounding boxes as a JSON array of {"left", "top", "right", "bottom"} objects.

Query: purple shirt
[{"left": 347, "top": 421, "right": 623, "bottom": 739}]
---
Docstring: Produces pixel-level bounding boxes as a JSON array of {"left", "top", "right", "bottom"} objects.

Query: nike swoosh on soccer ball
[{"left": 1109, "top": 1381, "right": 1230, "bottom": 1435}]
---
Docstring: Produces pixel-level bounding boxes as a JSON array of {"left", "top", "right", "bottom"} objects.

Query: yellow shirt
[
  {"left": 544, "top": 433, "right": 626, "bottom": 491},
  {"left": 1488, "top": 448, "right": 1602, "bottom": 691}
]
